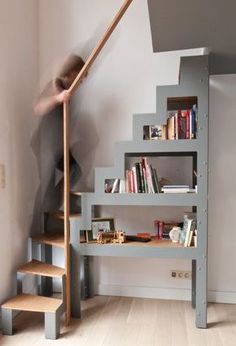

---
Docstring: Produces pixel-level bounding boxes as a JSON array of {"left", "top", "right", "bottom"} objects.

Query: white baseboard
[
  {"left": 97, "top": 284, "right": 236, "bottom": 304},
  {"left": 97, "top": 284, "right": 191, "bottom": 301},
  {"left": 208, "top": 290, "right": 236, "bottom": 304}
]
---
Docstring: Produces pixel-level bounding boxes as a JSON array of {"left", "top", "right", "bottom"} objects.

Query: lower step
[
  {"left": 1, "top": 294, "right": 63, "bottom": 340},
  {"left": 2, "top": 294, "right": 63, "bottom": 313}
]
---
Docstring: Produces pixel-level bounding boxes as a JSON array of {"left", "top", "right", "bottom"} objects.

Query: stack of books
[{"left": 161, "top": 185, "right": 196, "bottom": 193}]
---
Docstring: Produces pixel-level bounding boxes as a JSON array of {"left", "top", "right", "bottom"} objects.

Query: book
[
  {"left": 186, "top": 109, "right": 190, "bottom": 139},
  {"left": 180, "top": 110, "right": 187, "bottom": 139},
  {"left": 131, "top": 167, "right": 138, "bottom": 193},
  {"left": 135, "top": 162, "right": 142, "bottom": 193},
  {"left": 119, "top": 179, "right": 126, "bottom": 193},
  {"left": 139, "top": 162, "right": 145, "bottom": 193},
  {"left": 184, "top": 219, "right": 193, "bottom": 247},
  {"left": 153, "top": 168, "right": 160, "bottom": 193},
  {"left": 161, "top": 185, "right": 196, "bottom": 193},
  {"left": 179, "top": 212, "right": 196, "bottom": 246},
  {"left": 162, "top": 185, "right": 189, "bottom": 188},
  {"left": 111, "top": 178, "right": 120, "bottom": 193},
  {"left": 188, "top": 230, "right": 194, "bottom": 247},
  {"left": 167, "top": 114, "right": 175, "bottom": 140},
  {"left": 150, "top": 165, "right": 158, "bottom": 193},
  {"left": 185, "top": 219, "right": 196, "bottom": 247},
  {"left": 146, "top": 163, "right": 154, "bottom": 193},
  {"left": 191, "top": 104, "right": 197, "bottom": 139}
]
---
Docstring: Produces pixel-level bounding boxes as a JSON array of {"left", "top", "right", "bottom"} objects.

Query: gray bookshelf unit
[{"left": 70, "top": 55, "right": 209, "bottom": 328}]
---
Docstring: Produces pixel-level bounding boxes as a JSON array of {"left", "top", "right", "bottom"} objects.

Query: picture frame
[
  {"left": 149, "top": 125, "right": 166, "bottom": 140},
  {"left": 91, "top": 217, "right": 115, "bottom": 240}
]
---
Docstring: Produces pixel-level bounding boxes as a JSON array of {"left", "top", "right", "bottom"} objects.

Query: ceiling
[{"left": 147, "top": 0, "right": 236, "bottom": 74}]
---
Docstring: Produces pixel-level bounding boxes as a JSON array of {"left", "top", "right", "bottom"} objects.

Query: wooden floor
[{"left": 1, "top": 296, "right": 236, "bottom": 345}]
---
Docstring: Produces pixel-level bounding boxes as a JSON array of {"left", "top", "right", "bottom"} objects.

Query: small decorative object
[
  {"left": 169, "top": 226, "right": 181, "bottom": 243},
  {"left": 92, "top": 218, "right": 115, "bottom": 240},
  {"left": 158, "top": 221, "right": 164, "bottom": 239},
  {"left": 154, "top": 220, "right": 166, "bottom": 239},
  {"left": 113, "top": 231, "right": 126, "bottom": 244},
  {"left": 97, "top": 230, "right": 126, "bottom": 244},
  {"left": 97, "top": 231, "right": 115, "bottom": 244}
]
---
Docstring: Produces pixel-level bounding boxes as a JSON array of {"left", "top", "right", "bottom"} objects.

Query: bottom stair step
[
  {"left": 2, "top": 294, "right": 63, "bottom": 313},
  {"left": 1, "top": 294, "right": 63, "bottom": 339}
]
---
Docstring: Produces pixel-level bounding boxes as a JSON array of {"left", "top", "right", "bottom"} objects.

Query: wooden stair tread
[
  {"left": 32, "top": 233, "right": 64, "bottom": 248},
  {"left": 18, "top": 260, "right": 65, "bottom": 278},
  {"left": 49, "top": 211, "right": 81, "bottom": 219},
  {"left": 70, "top": 191, "right": 83, "bottom": 196},
  {"left": 2, "top": 294, "right": 62, "bottom": 313}
]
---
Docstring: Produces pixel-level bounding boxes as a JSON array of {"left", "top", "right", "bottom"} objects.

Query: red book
[
  {"left": 186, "top": 109, "right": 190, "bottom": 139},
  {"left": 177, "top": 110, "right": 181, "bottom": 139},
  {"left": 130, "top": 170, "right": 135, "bottom": 193},
  {"left": 128, "top": 170, "right": 132, "bottom": 193}
]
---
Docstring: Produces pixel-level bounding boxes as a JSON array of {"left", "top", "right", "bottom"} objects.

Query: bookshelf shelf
[
  {"left": 71, "top": 55, "right": 209, "bottom": 329},
  {"left": 85, "top": 192, "right": 199, "bottom": 207},
  {"left": 79, "top": 239, "right": 197, "bottom": 259}
]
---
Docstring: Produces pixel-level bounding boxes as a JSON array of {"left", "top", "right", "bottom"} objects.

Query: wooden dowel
[
  {"left": 68, "top": 0, "right": 133, "bottom": 96},
  {"left": 63, "top": 100, "right": 71, "bottom": 325}
]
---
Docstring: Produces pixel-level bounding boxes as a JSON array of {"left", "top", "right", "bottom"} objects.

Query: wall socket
[
  {"left": 171, "top": 270, "right": 192, "bottom": 280},
  {"left": 0, "top": 164, "right": 6, "bottom": 189}
]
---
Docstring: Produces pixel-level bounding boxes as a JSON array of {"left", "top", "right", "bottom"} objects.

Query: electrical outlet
[
  {"left": 0, "top": 164, "right": 5, "bottom": 189},
  {"left": 171, "top": 270, "right": 192, "bottom": 280}
]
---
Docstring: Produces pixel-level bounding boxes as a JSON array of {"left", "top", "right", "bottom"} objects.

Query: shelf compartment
[{"left": 79, "top": 239, "right": 197, "bottom": 259}]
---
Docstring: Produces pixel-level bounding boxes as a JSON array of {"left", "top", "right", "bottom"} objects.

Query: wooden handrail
[
  {"left": 63, "top": 100, "right": 71, "bottom": 325},
  {"left": 63, "top": 0, "right": 134, "bottom": 325},
  {"left": 68, "top": 0, "right": 133, "bottom": 96}
]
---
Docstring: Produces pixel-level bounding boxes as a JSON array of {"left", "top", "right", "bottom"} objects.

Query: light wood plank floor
[{"left": 0, "top": 296, "right": 236, "bottom": 346}]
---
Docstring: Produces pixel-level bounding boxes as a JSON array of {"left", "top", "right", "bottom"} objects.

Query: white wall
[
  {"left": 208, "top": 75, "right": 236, "bottom": 302},
  {"left": 38, "top": 0, "right": 236, "bottom": 302},
  {"left": 0, "top": 0, "right": 39, "bottom": 303}
]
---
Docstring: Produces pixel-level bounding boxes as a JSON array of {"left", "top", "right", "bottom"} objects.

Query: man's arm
[{"left": 34, "top": 79, "right": 70, "bottom": 116}]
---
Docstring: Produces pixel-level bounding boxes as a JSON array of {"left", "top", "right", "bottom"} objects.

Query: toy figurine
[{"left": 97, "top": 230, "right": 126, "bottom": 244}]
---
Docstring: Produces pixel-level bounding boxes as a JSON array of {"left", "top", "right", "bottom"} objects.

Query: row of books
[
  {"left": 105, "top": 158, "right": 160, "bottom": 194},
  {"left": 126, "top": 157, "right": 159, "bottom": 193},
  {"left": 168, "top": 105, "right": 198, "bottom": 140},
  {"left": 148, "top": 105, "right": 197, "bottom": 141}
]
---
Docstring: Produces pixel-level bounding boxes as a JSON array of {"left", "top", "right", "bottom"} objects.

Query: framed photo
[
  {"left": 91, "top": 218, "right": 115, "bottom": 240},
  {"left": 149, "top": 125, "right": 166, "bottom": 140}
]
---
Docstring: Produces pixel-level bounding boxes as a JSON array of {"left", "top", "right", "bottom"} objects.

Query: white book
[
  {"left": 162, "top": 188, "right": 190, "bottom": 193},
  {"left": 184, "top": 219, "right": 193, "bottom": 247},
  {"left": 163, "top": 185, "right": 189, "bottom": 188},
  {"left": 146, "top": 164, "right": 154, "bottom": 193},
  {"left": 132, "top": 167, "right": 138, "bottom": 193},
  {"left": 119, "top": 179, "right": 126, "bottom": 193},
  {"left": 111, "top": 178, "right": 119, "bottom": 193}
]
